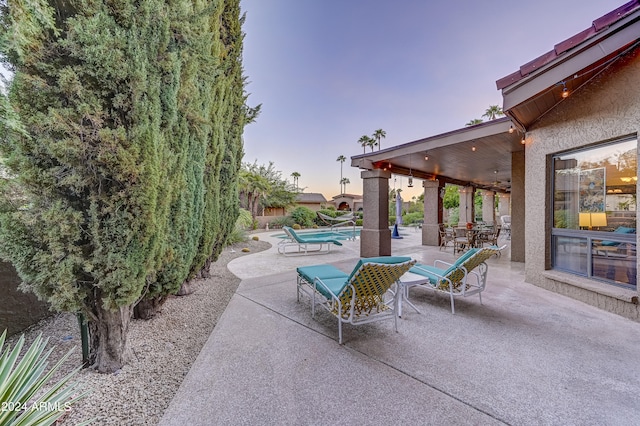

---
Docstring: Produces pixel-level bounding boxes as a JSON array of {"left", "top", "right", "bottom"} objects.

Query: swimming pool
[{"left": 273, "top": 229, "right": 361, "bottom": 240}]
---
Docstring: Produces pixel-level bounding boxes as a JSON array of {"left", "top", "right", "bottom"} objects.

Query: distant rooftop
[
  {"left": 332, "top": 193, "right": 362, "bottom": 200},
  {"left": 296, "top": 193, "right": 327, "bottom": 203}
]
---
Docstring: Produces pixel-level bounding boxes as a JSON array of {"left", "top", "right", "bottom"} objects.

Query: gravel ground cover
[{"left": 6, "top": 238, "right": 271, "bottom": 425}]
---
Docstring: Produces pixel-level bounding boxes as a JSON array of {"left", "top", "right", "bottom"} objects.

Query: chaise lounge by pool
[
  {"left": 272, "top": 226, "right": 408, "bottom": 241},
  {"left": 272, "top": 228, "right": 361, "bottom": 241}
]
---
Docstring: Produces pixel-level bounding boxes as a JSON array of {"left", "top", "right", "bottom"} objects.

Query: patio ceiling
[{"left": 350, "top": 117, "right": 523, "bottom": 193}]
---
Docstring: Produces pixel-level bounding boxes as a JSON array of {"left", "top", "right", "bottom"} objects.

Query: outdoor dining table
[{"left": 455, "top": 226, "right": 493, "bottom": 249}]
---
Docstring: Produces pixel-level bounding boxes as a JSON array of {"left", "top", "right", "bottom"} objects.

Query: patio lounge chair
[
  {"left": 317, "top": 211, "right": 355, "bottom": 227},
  {"left": 317, "top": 211, "right": 357, "bottom": 239},
  {"left": 401, "top": 245, "right": 505, "bottom": 314},
  {"left": 278, "top": 226, "right": 343, "bottom": 256},
  {"left": 296, "top": 256, "right": 416, "bottom": 343}
]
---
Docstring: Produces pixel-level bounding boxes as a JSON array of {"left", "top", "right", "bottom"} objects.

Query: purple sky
[{"left": 240, "top": 0, "right": 625, "bottom": 200}]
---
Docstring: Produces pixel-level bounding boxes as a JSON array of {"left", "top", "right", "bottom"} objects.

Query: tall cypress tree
[{"left": 0, "top": 0, "right": 249, "bottom": 372}]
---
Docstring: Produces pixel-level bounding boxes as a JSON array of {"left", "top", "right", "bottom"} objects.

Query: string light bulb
[
  {"left": 557, "top": 81, "right": 570, "bottom": 98},
  {"left": 508, "top": 125, "right": 514, "bottom": 134},
  {"left": 424, "top": 152, "right": 429, "bottom": 161},
  {"left": 521, "top": 137, "right": 526, "bottom": 145},
  {"left": 471, "top": 146, "right": 476, "bottom": 152}
]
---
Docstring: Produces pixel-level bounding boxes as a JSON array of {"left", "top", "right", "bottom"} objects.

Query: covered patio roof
[
  {"left": 350, "top": 117, "right": 522, "bottom": 193},
  {"left": 498, "top": 1, "right": 640, "bottom": 130}
]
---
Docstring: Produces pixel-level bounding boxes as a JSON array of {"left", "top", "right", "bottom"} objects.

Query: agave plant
[{"left": 0, "top": 330, "right": 90, "bottom": 426}]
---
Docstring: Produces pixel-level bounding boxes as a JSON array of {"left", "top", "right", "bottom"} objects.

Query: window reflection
[
  {"left": 552, "top": 138, "right": 637, "bottom": 290},
  {"left": 591, "top": 240, "right": 637, "bottom": 287},
  {"left": 553, "top": 139, "right": 636, "bottom": 232}
]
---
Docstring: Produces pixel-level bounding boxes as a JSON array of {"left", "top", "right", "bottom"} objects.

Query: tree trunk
[
  {"left": 88, "top": 300, "right": 133, "bottom": 373},
  {"left": 196, "top": 257, "right": 212, "bottom": 279},
  {"left": 133, "top": 296, "right": 167, "bottom": 320}
]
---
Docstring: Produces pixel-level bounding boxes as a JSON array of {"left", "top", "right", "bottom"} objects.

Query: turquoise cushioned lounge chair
[
  {"left": 278, "top": 226, "right": 343, "bottom": 256},
  {"left": 296, "top": 256, "right": 416, "bottom": 344},
  {"left": 401, "top": 245, "right": 505, "bottom": 314}
]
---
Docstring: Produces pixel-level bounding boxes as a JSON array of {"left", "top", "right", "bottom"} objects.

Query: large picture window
[{"left": 552, "top": 137, "right": 637, "bottom": 289}]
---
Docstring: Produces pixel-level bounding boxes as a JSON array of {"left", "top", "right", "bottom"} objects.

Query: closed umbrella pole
[
  {"left": 392, "top": 190, "right": 404, "bottom": 239},
  {"left": 396, "top": 190, "right": 403, "bottom": 225}
]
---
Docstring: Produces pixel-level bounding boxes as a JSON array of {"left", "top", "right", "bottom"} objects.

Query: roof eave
[{"left": 500, "top": 9, "right": 640, "bottom": 119}]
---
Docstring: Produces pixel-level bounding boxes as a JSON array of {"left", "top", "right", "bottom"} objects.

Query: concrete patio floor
[{"left": 160, "top": 228, "right": 640, "bottom": 425}]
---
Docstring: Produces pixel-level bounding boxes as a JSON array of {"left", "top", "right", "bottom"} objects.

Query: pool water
[{"left": 273, "top": 229, "right": 361, "bottom": 240}]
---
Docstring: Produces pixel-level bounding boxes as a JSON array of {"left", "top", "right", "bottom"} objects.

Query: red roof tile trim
[
  {"left": 594, "top": 0, "right": 640, "bottom": 31},
  {"left": 496, "top": 0, "right": 640, "bottom": 90},
  {"left": 554, "top": 27, "right": 597, "bottom": 55}
]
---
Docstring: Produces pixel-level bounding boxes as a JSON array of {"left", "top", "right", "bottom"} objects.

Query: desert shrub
[
  {"left": 403, "top": 212, "right": 424, "bottom": 225},
  {"left": 290, "top": 206, "right": 316, "bottom": 227},
  {"left": 0, "top": 330, "right": 89, "bottom": 425},
  {"left": 226, "top": 209, "right": 252, "bottom": 245},
  {"left": 292, "top": 223, "right": 301, "bottom": 230},
  {"left": 270, "top": 216, "right": 295, "bottom": 228},
  {"left": 236, "top": 208, "right": 254, "bottom": 230},
  {"left": 226, "top": 227, "right": 247, "bottom": 245}
]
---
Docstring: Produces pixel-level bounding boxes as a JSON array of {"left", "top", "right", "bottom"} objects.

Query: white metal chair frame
[
  {"left": 402, "top": 246, "right": 505, "bottom": 314},
  {"left": 278, "top": 226, "right": 342, "bottom": 256},
  {"left": 317, "top": 211, "right": 357, "bottom": 240},
  {"left": 297, "top": 258, "right": 415, "bottom": 344}
]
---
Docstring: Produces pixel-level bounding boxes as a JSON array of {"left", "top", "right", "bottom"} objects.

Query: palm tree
[
  {"left": 357, "top": 135, "right": 371, "bottom": 154},
  {"left": 372, "top": 128, "right": 386, "bottom": 151},
  {"left": 465, "top": 118, "right": 484, "bottom": 126},
  {"left": 291, "top": 171, "right": 300, "bottom": 190},
  {"left": 367, "top": 137, "right": 377, "bottom": 152},
  {"left": 340, "top": 177, "right": 350, "bottom": 194},
  {"left": 482, "top": 105, "right": 504, "bottom": 120},
  {"left": 336, "top": 155, "right": 346, "bottom": 194},
  {"left": 239, "top": 169, "right": 270, "bottom": 218}
]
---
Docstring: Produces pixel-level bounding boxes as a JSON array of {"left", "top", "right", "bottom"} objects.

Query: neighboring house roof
[
  {"left": 332, "top": 193, "right": 362, "bottom": 201},
  {"left": 496, "top": 0, "right": 640, "bottom": 90},
  {"left": 296, "top": 193, "right": 327, "bottom": 203}
]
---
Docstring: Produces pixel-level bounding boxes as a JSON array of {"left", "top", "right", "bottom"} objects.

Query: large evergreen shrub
[{"left": 0, "top": 0, "right": 251, "bottom": 372}]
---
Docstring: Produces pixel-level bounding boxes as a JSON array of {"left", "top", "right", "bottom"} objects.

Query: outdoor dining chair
[
  {"left": 453, "top": 227, "right": 475, "bottom": 253},
  {"left": 438, "top": 224, "right": 454, "bottom": 252}
]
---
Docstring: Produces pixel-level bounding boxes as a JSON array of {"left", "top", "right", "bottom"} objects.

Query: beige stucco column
[
  {"left": 360, "top": 169, "right": 391, "bottom": 257},
  {"left": 422, "top": 180, "right": 443, "bottom": 246},
  {"left": 482, "top": 190, "right": 496, "bottom": 224},
  {"left": 498, "top": 193, "right": 511, "bottom": 218},
  {"left": 458, "top": 186, "right": 475, "bottom": 224},
  {"left": 511, "top": 151, "right": 525, "bottom": 262}
]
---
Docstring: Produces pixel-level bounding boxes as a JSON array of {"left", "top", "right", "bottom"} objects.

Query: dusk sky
[{"left": 240, "top": 0, "right": 625, "bottom": 200}]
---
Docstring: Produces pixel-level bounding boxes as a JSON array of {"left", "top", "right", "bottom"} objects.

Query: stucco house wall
[{"left": 525, "top": 48, "right": 640, "bottom": 320}]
